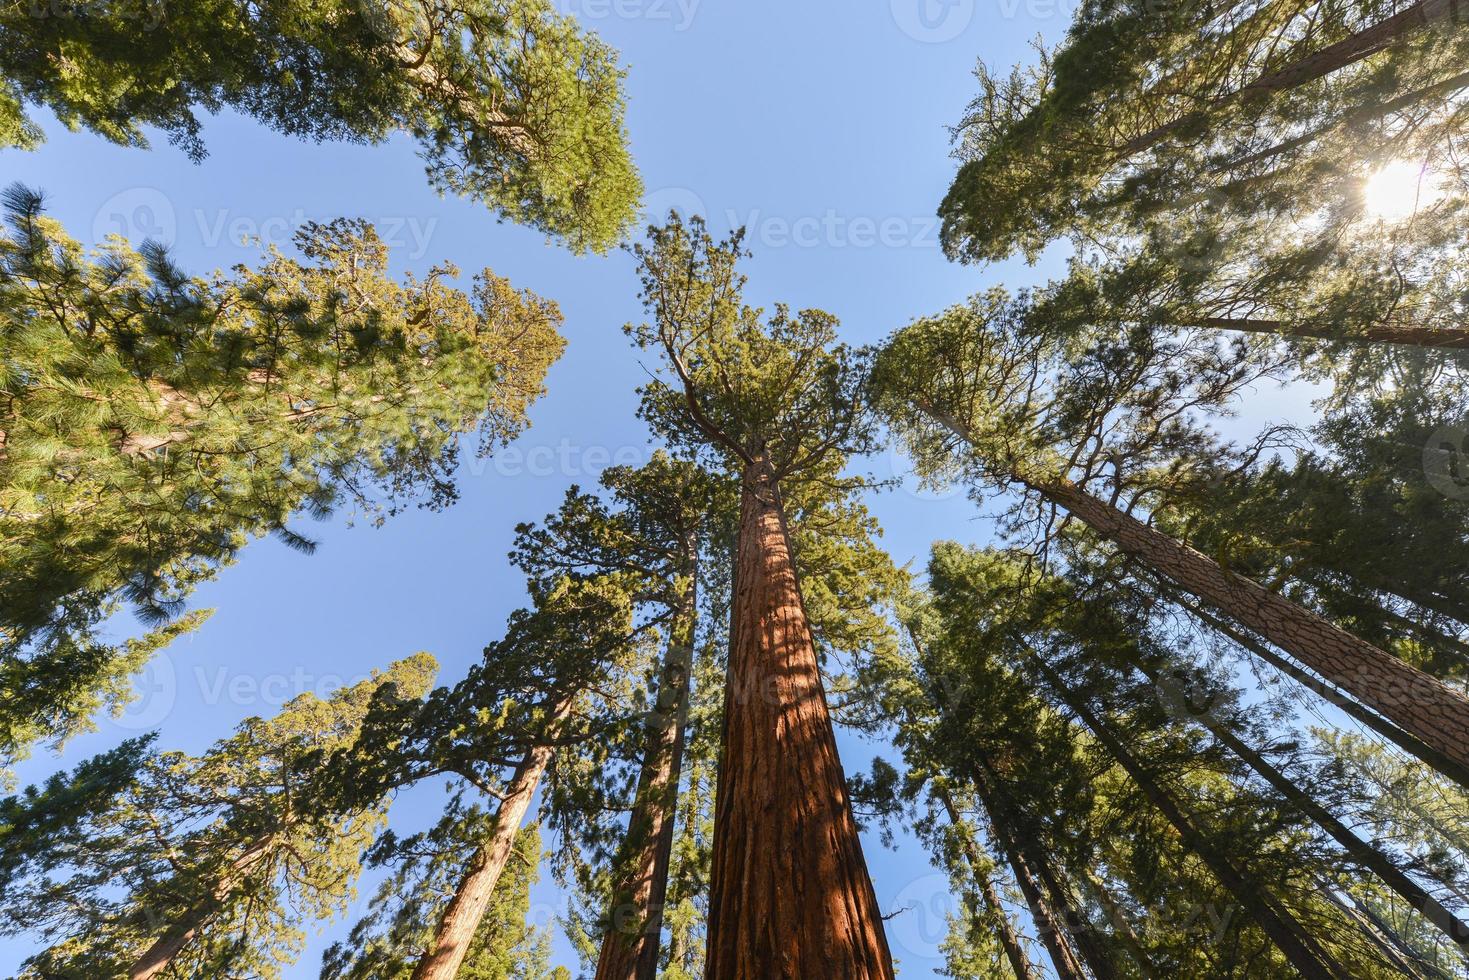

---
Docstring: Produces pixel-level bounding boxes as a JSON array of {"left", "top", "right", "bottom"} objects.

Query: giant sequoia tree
[
  {"left": 873, "top": 291, "right": 1469, "bottom": 777},
  {"left": 0, "top": 188, "right": 565, "bottom": 771},
  {"left": 626, "top": 215, "right": 897, "bottom": 977},
  {"left": 0, "top": 654, "right": 438, "bottom": 979},
  {"left": 0, "top": 0, "right": 641, "bottom": 250}
]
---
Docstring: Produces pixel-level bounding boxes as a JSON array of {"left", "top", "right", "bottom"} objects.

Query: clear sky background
[{"left": 0, "top": 1, "right": 1122, "bottom": 974}]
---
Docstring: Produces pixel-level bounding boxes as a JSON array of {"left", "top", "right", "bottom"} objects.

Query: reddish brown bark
[
  {"left": 1158, "top": 584, "right": 1469, "bottom": 788},
  {"left": 129, "top": 836, "right": 275, "bottom": 980},
  {"left": 703, "top": 458, "right": 894, "bottom": 979},
  {"left": 934, "top": 783, "right": 1042, "bottom": 980},
  {"left": 1031, "top": 657, "right": 1346, "bottom": 979},
  {"left": 411, "top": 700, "right": 571, "bottom": 980},
  {"left": 1033, "top": 477, "right": 1469, "bottom": 778},
  {"left": 594, "top": 564, "right": 697, "bottom": 980}
]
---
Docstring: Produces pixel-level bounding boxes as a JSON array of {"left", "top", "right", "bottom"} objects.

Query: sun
[{"left": 1362, "top": 160, "right": 1444, "bottom": 222}]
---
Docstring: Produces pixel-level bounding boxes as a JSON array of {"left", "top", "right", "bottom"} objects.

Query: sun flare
[{"left": 1363, "top": 160, "right": 1444, "bottom": 222}]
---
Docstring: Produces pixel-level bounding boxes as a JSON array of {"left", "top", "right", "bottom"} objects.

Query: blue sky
[{"left": 0, "top": 1, "right": 1106, "bottom": 975}]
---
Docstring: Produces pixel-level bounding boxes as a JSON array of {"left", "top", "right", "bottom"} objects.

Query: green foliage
[
  {"left": 626, "top": 214, "right": 879, "bottom": 483},
  {"left": 0, "top": 654, "right": 438, "bottom": 979},
  {"left": 940, "top": 0, "right": 1469, "bottom": 264},
  {"left": 0, "top": 187, "right": 564, "bottom": 769},
  {"left": 0, "top": 0, "right": 641, "bottom": 249},
  {"left": 322, "top": 815, "right": 562, "bottom": 980}
]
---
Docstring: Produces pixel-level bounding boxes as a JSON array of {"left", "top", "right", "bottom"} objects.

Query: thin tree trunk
[
  {"left": 129, "top": 836, "right": 276, "bottom": 980},
  {"left": 1198, "top": 316, "right": 1469, "bottom": 350},
  {"left": 1030, "top": 477, "right": 1469, "bottom": 777},
  {"left": 595, "top": 556, "right": 698, "bottom": 980},
  {"left": 971, "top": 757, "right": 1120, "bottom": 980},
  {"left": 1137, "top": 659, "right": 1469, "bottom": 948},
  {"left": 1081, "top": 870, "right": 1160, "bottom": 979},
  {"left": 1320, "top": 884, "right": 1435, "bottom": 978},
  {"left": 969, "top": 773, "right": 1089, "bottom": 980},
  {"left": 1118, "top": 0, "right": 1456, "bottom": 158},
  {"left": 934, "top": 782, "right": 1042, "bottom": 980},
  {"left": 1214, "top": 69, "right": 1469, "bottom": 174},
  {"left": 1154, "top": 581, "right": 1469, "bottom": 788},
  {"left": 1030, "top": 656, "right": 1348, "bottom": 980},
  {"left": 703, "top": 456, "right": 894, "bottom": 979},
  {"left": 411, "top": 701, "right": 571, "bottom": 980}
]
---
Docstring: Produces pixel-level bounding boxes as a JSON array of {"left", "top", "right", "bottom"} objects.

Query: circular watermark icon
[
  {"left": 113, "top": 655, "right": 177, "bottom": 730},
  {"left": 886, "top": 443, "right": 966, "bottom": 502},
  {"left": 887, "top": 872, "right": 961, "bottom": 958},
  {"left": 92, "top": 187, "right": 176, "bottom": 248},
  {"left": 1152, "top": 667, "right": 1229, "bottom": 727},
  {"left": 641, "top": 185, "right": 708, "bottom": 225},
  {"left": 1424, "top": 424, "right": 1469, "bottom": 500},
  {"left": 891, "top": 0, "right": 975, "bottom": 42}
]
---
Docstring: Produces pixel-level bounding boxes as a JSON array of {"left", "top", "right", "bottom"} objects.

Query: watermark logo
[
  {"left": 1424, "top": 424, "right": 1469, "bottom": 500},
  {"left": 642, "top": 186, "right": 709, "bottom": 225},
  {"left": 93, "top": 187, "right": 177, "bottom": 248},
  {"left": 557, "top": 0, "right": 701, "bottom": 31},
  {"left": 113, "top": 656, "right": 177, "bottom": 730},
  {"left": 891, "top": 0, "right": 975, "bottom": 42},
  {"left": 887, "top": 872, "right": 962, "bottom": 957}
]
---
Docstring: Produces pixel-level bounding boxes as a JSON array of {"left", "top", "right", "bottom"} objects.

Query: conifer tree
[
  {"left": 0, "top": 0, "right": 641, "bottom": 250},
  {"left": 0, "top": 188, "right": 564, "bottom": 770},
  {"left": 400, "top": 573, "right": 646, "bottom": 980},
  {"left": 871, "top": 290, "right": 1469, "bottom": 776},
  {"left": 913, "top": 543, "right": 1442, "bottom": 977},
  {"left": 0, "top": 653, "right": 438, "bottom": 979},
  {"left": 940, "top": 0, "right": 1469, "bottom": 264},
  {"left": 322, "top": 814, "right": 563, "bottom": 980},
  {"left": 507, "top": 454, "right": 717, "bottom": 980},
  {"left": 626, "top": 214, "right": 898, "bottom": 977}
]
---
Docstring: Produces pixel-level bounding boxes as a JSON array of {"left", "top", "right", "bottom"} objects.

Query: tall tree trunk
[
  {"left": 1081, "top": 870, "right": 1160, "bottom": 979},
  {"left": 411, "top": 700, "right": 571, "bottom": 980},
  {"left": 1118, "top": 0, "right": 1455, "bottom": 157},
  {"left": 934, "top": 782, "right": 1042, "bottom": 980},
  {"left": 971, "top": 758, "right": 1121, "bottom": 980},
  {"left": 967, "top": 771, "right": 1089, "bottom": 980},
  {"left": 1213, "top": 69, "right": 1469, "bottom": 174},
  {"left": 1137, "top": 659, "right": 1469, "bottom": 948},
  {"left": 704, "top": 456, "right": 894, "bottom": 979},
  {"left": 1030, "top": 477, "right": 1469, "bottom": 776},
  {"left": 1197, "top": 316, "right": 1469, "bottom": 349},
  {"left": 595, "top": 556, "right": 698, "bottom": 980},
  {"left": 129, "top": 836, "right": 276, "bottom": 980},
  {"left": 1029, "top": 656, "right": 1348, "bottom": 980},
  {"left": 1153, "top": 581, "right": 1469, "bottom": 788}
]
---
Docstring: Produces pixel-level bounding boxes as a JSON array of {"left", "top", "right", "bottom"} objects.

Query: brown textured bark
[
  {"left": 594, "top": 558, "right": 698, "bottom": 980},
  {"left": 1081, "top": 871, "right": 1160, "bottom": 979},
  {"left": 1031, "top": 657, "right": 1347, "bottom": 980},
  {"left": 129, "top": 836, "right": 276, "bottom": 980},
  {"left": 411, "top": 700, "right": 571, "bottom": 980},
  {"left": 970, "top": 759, "right": 1117, "bottom": 980},
  {"left": 934, "top": 783, "right": 1042, "bottom": 980},
  {"left": 703, "top": 457, "right": 894, "bottom": 979},
  {"left": 1199, "top": 316, "right": 1469, "bottom": 350},
  {"left": 1118, "top": 0, "right": 1456, "bottom": 158},
  {"left": 1157, "top": 583, "right": 1469, "bottom": 788},
  {"left": 1032, "top": 477, "right": 1469, "bottom": 778},
  {"left": 1139, "top": 659, "right": 1469, "bottom": 948},
  {"left": 967, "top": 771, "right": 1088, "bottom": 980}
]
